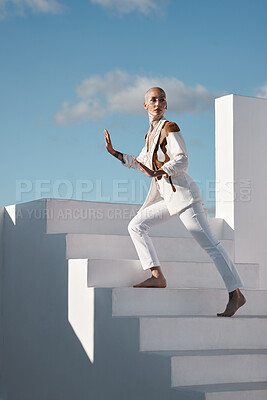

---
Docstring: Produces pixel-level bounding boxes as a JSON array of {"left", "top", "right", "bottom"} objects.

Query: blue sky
[{"left": 1, "top": 0, "right": 267, "bottom": 214}]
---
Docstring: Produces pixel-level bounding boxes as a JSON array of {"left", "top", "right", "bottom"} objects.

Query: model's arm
[
  {"left": 104, "top": 129, "right": 124, "bottom": 162},
  {"left": 134, "top": 127, "right": 188, "bottom": 178},
  {"left": 134, "top": 160, "right": 168, "bottom": 178},
  {"left": 104, "top": 128, "right": 146, "bottom": 171},
  {"left": 161, "top": 130, "right": 189, "bottom": 176}
]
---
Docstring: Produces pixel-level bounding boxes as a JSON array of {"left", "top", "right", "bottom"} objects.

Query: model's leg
[
  {"left": 179, "top": 202, "right": 246, "bottom": 317},
  {"left": 128, "top": 199, "right": 171, "bottom": 288}
]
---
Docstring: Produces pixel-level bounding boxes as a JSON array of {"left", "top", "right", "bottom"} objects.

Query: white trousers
[{"left": 128, "top": 199, "right": 243, "bottom": 293}]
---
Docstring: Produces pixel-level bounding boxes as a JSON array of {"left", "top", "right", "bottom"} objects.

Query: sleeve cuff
[
  {"left": 160, "top": 168, "right": 169, "bottom": 178},
  {"left": 161, "top": 165, "right": 171, "bottom": 176}
]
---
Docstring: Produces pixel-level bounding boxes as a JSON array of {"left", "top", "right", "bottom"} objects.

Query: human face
[{"left": 144, "top": 89, "right": 167, "bottom": 119}]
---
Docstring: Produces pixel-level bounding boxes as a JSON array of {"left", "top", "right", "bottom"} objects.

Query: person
[{"left": 104, "top": 87, "right": 246, "bottom": 317}]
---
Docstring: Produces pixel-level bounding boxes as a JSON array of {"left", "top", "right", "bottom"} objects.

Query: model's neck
[{"left": 148, "top": 113, "right": 165, "bottom": 125}]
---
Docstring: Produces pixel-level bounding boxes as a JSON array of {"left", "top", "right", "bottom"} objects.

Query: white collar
[
  {"left": 146, "top": 116, "right": 167, "bottom": 152},
  {"left": 148, "top": 113, "right": 166, "bottom": 128}
]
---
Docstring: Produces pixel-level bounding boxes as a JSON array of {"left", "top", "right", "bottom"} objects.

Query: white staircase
[
  {"left": 51, "top": 199, "right": 267, "bottom": 399},
  {"left": 2, "top": 198, "right": 267, "bottom": 400}
]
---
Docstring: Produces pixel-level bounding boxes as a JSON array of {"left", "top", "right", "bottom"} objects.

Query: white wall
[
  {"left": 215, "top": 94, "right": 267, "bottom": 288},
  {"left": 0, "top": 207, "right": 4, "bottom": 394},
  {"left": 1, "top": 200, "right": 188, "bottom": 400}
]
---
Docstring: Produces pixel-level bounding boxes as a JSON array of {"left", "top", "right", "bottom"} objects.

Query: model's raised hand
[
  {"left": 104, "top": 129, "right": 114, "bottom": 155},
  {"left": 134, "top": 159, "right": 167, "bottom": 178},
  {"left": 104, "top": 129, "right": 123, "bottom": 162}
]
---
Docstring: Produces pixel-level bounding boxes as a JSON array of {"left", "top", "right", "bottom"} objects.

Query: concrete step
[
  {"left": 174, "top": 381, "right": 267, "bottom": 400},
  {"left": 86, "top": 259, "right": 259, "bottom": 288},
  {"left": 146, "top": 350, "right": 267, "bottom": 388},
  {"left": 46, "top": 198, "right": 234, "bottom": 239},
  {"left": 139, "top": 316, "right": 267, "bottom": 351},
  {"left": 170, "top": 351, "right": 267, "bottom": 387},
  {"left": 112, "top": 288, "right": 266, "bottom": 316},
  {"left": 66, "top": 233, "right": 234, "bottom": 261}
]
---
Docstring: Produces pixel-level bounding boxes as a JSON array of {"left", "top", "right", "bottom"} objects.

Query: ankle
[
  {"left": 152, "top": 270, "right": 161, "bottom": 279},
  {"left": 229, "top": 288, "right": 240, "bottom": 295},
  {"left": 151, "top": 267, "right": 164, "bottom": 279}
]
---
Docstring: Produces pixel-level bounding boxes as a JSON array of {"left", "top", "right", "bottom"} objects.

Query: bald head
[
  {"left": 144, "top": 87, "right": 167, "bottom": 119},
  {"left": 145, "top": 87, "right": 166, "bottom": 102}
]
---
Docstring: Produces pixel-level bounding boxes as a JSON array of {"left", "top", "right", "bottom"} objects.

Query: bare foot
[
  {"left": 133, "top": 276, "right": 167, "bottom": 288},
  {"left": 217, "top": 288, "right": 246, "bottom": 317}
]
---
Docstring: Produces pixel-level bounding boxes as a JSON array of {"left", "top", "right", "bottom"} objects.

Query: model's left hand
[{"left": 134, "top": 160, "right": 167, "bottom": 178}]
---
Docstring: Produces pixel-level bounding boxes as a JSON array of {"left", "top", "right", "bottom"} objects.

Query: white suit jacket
[{"left": 122, "top": 117, "right": 203, "bottom": 215}]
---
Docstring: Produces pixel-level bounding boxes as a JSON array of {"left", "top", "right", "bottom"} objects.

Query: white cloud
[
  {"left": 90, "top": 0, "right": 162, "bottom": 14},
  {"left": 256, "top": 83, "right": 267, "bottom": 98},
  {"left": 54, "top": 70, "right": 217, "bottom": 126},
  {"left": 0, "top": 0, "right": 63, "bottom": 18}
]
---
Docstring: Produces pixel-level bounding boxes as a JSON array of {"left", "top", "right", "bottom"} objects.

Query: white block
[
  {"left": 0, "top": 206, "right": 4, "bottom": 379},
  {"left": 68, "top": 260, "right": 95, "bottom": 362},
  {"left": 112, "top": 288, "right": 266, "bottom": 317},
  {"left": 215, "top": 95, "right": 267, "bottom": 287},
  {"left": 205, "top": 390, "right": 267, "bottom": 400},
  {"left": 46, "top": 198, "right": 233, "bottom": 239},
  {"left": 163, "top": 261, "right": 258, "bottom": 290},
  {"left": 66, "top": 233, "right": 234, "bottom": 261},
  {"left": 139, "top": 317, "right": 267, "bottom": 351},
  {"left": 171, "top": 353, "right": 267, "bottom": 386},
  {"left": 88, "top": 259, "right": 259, "bottom": 289},
  {"left": 88, "top": 259, "right": 151, "bottom": 288},
  {"left": 174, "top": 382, "right": 267, "bottom": 400}
]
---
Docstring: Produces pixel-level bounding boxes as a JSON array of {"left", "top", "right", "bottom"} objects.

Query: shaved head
[
  {"left": 145, "top": 87, "right": 166, "bottom": 102},
  {"left": 144, "top": 87, "right": 167, "bottom": 119}
]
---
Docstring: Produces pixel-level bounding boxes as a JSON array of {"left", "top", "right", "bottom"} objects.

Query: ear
[{"left": 144, "top": 101, "right": 148, "bottom": 110}]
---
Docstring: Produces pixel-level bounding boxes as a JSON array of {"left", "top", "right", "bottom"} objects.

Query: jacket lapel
[{"left": 148, "top": 118, "right": 167, "bottom": 167}]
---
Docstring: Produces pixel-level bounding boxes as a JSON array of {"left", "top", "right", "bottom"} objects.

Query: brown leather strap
[{"left": 169, "top": 176, "right": 176, "bottom": 192}]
